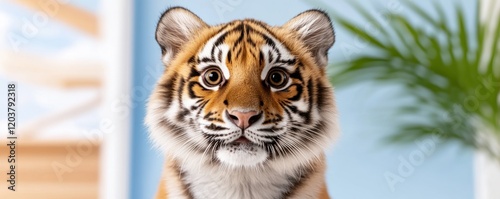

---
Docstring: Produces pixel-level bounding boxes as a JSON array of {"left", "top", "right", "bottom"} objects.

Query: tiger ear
[
  {"left": 283, "top": 10, "right": 335, "bottom": 67},
  {"left": 156, "top": 7, "right": 208, "bottom": 65}
]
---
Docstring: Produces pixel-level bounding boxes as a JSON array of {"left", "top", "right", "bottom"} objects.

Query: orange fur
[
  {"left": 149, "top": 7, "right": 337, "bottom": 199},
  {"left": 155, "top": 157, "right": 331, "bottom": 199}
]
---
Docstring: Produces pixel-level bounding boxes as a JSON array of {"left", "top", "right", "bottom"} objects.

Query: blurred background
[{"left": 0, "top": 0, "right": 498, "bottom": 199}]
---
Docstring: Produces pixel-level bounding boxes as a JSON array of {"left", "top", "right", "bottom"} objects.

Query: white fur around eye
[
  {"left": 260, "top": 45, "right": 295, "bottom": 81},
  {"left": 197, "top": 37, "right": 231, "bottom": 79},
  {"left": 270, "top": 79, "right": 292, "bottom": 92},
  {"left": 259, "top": 39, "right": 296, "bottom": 93},
  {"left": 196, "top": 41, "right": 231, "bottom": 91}
]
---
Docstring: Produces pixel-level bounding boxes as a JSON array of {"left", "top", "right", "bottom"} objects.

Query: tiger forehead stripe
[
  {"left": 194, "top": 21, "right": 297, "bottom": 83},
  {"left": 238, "top": 22, "right": 297, "bottom": 68},
  {"left": 241, "top": 21, "right": 297, "bottom": 80},
  {"left": 194, "top": 23, "right": 253, "bottom": 79},
  {"left": 196, "top": 30, "right": 231, "bottom": 80},
  {"left": 259, "top": 33, "right": 296, "bottom": 81}
]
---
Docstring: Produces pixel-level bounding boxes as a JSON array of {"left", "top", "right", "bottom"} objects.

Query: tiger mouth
[
  {"left": 221, "top": 135, "right": 264, "bottom": 151},
  {"left": 232, "top": 136, "right": 251, "bottom": 144},
  {"left": 226, "top": 136, "right": 260, "bottom": 150}
]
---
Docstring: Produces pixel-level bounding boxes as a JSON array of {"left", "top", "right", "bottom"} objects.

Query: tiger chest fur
[{"left": 146, "top": 7, "right": 338, "bottom": 199}]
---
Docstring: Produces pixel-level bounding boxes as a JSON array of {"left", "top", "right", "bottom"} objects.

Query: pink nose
[{"left": 227, "top": 110, "right": 261, "bottom": 129}]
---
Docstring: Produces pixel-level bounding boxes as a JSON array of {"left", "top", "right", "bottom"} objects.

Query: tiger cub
[{"left": 146, "top": 7, "right": 338, "bottom": 199}]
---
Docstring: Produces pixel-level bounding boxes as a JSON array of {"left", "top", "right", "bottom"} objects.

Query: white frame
[
  {"left": 475, "top": 152, "right": 500, "bottom": 199},
  {"left": 475, "top": 1, "right": 500, "bottom": 199},
  {"left": 99, "top": 0, "right": 133, "bottom": 198},
  {"left": 94, "top": 1, "right": 500, "bottom": 198}
]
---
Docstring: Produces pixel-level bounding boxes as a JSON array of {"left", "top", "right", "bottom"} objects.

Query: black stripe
[
  {"left": 175, "top": 77, "right": 188, "bottom": 121},
  {"left": 262, "top": 114, "right": 283, "bottom": 125},
  {"left": 276, "top": 58, "right": 296, "bottom": 65},
  {"left": 158, "top": 74, "right": 178, "bottom": 109},
  {"left": 245, "top": 24, "right": 297, "bottom": 66},
  {"left": 177, "top": 108, "right": 190, "bottom": 122},
  {"left": 210, "top": 24, "right": 238, "bottom": 61},
  {"left": 174, "top": 161, "right": 195, "bottom": 199},
  {"left": 246, "top": 37, "right": 256, "bottom": 47},
  {"left": 244, "top": 24, "right": 257, "bottom": 47},
  {"left": 316, "top": 79, "right": 332, "bottom": 108},
  {"left": 189, "top": 67, "right": 200, "bottom": 78},
  {"left": 188, "top": 56, "right": 196, "bottom": 64},
  {"left": 304, "top": 79, "right": 314, "bottom": 124},
  {"left": 271, "top": 47, "right": 282, "bottom": 64},
  {"left": 282, "top": 102, "right": 311, "bottom": 125},
  {"left": 205, "top": 123, "right": 229, "bottom": 131},
  {"left": 196, "top": 100, "right": 209, "bottom": 118},
  {"left": 232, "top": 24, "right": 245, "bottom": 47},
  {"left": 259, "top": 51, "right": 264, "bottom": 65},
  {"left": 262, "top": 34, "right": 276, "bottom": 48},
  {"left": 199, "top": 57, "right": 214, "bottom": 63},
  {"left": 245, "top": 20, "right": 278, "bottom": 42},
  {"left": 268, "top": 50, "right": 274, "bottom": 63},
  {"left": 246, "top": 19, "right": 276, "bottom": 38},
  {"left": 289, "top": 67, "right": 303, "bottom": 82},
  {"left": 280, "top": 102, "right": 293, "bottom": 120},
  {"left": 188, "top": 81, "right": 206, "bottom": 99},
  {"left": 257, "top": 126, "right": 283, "bottom": 132},
  {"left": 206, "top": 118, "right": 224, "bottom": 122},
  {"left": 203, "top": 112, "right": 215, "bottom": 119},
  {"left": 268, "top": 119, "right": 327, "bottom": 160},
  {"left": 251, "top": 51, "right": 258, "bottom": 60},
  {"left": 203, "top": 133, "right": 229, "bottom": 139},
  {"left": 190, "top": 99, "right": 205, "bottom": 110},
  {"left": 217, "top": 50, "right": 223, "bottom": 62},
  {"left": 235, "top": 47, "right": 243, "bottom": 58},
  {"left": 242, "top": 20, "right": 299, "bottom": 68},
  {"left": 177, "top": 77, "right": 186, "bottom": 106},
  {"left": 211, "top": 23, "right": 245, "bottom": 65},
  {"left": 157, "top": 119, "right": 206, "bottom": 153},
  {"left": 227, "top": 50, "right": 232, "bottom": 63},
  {"left": 213, "top": 27, "right": 231, "bottom": 46},
  {"left": 288, "top": 84, "right": 303, "bottom": 101},
  {"left": 280, "top": 165, "right": 315, "bottom": 199}
]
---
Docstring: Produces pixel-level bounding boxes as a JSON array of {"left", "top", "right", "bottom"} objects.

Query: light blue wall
[{"left": 131, "top": 0, "right": 474, "bottom": 199}]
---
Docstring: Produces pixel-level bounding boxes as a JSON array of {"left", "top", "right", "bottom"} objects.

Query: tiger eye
[
  {"left": 267, "top": 69, "right": 288, "bottom": 89},
  {"left": 203, "top": 68, "right": 223, "bottom": 87}
]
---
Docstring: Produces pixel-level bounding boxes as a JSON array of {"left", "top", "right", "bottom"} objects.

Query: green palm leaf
[{"left": 305, "top": 0, "right": 500, "bottom": 160}]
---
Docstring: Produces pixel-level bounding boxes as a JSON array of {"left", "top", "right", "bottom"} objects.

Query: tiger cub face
[{"left": 147, "top": 7, "right": 338, "bottom": 169}]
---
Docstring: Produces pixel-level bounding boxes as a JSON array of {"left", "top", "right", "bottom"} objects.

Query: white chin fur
[{"left": 216, "top": 143, "right": 268, "bottom": 167}]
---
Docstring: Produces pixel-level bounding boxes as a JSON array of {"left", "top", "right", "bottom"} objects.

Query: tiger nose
[{"left": 226, "top": 110, "right": 261, "bottom": 129}]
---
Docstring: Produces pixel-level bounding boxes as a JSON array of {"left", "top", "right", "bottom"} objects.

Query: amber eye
[
  {"left": 203, "top": 67, "right": 224, "bottom": 87},
  {"left": 267, "top": 68, "right": 289, "bottom": 89}
]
